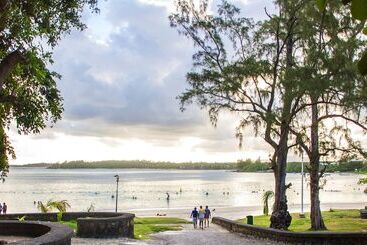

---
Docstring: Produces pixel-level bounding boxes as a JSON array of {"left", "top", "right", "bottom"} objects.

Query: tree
[
  {"left": 289, "top": 1, "right": 367, "bottom": 230},
  {"left": 170, "top": 0, "right": 307, "bottom": 229},
  {"left": 0, "top": 1, "right": 99, "bottom": 180}
]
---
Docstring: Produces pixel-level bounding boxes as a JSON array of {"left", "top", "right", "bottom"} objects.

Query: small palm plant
[
  {"left": 37, "top": 201, "right": 52, "bottom": 213},
  {"left": 47, "top": 200, "right": 71, "bottom": 212},
  {"left": 262, "top": 190, "right": 274, "bottom": 216},
  {"left": 37, "top": 200, "right": 70, "bottom": 213},
  {"left": 37, "top": 199, "right": 71, "bottom": 221}
]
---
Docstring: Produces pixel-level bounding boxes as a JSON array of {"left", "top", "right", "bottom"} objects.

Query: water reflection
[{"left": 0, "top": 167, "right": 365, "bottom": 213}]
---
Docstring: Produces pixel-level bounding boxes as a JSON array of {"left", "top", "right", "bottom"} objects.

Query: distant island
[{"left": 11, "top": 159, "right": 367, "bottom": 173}]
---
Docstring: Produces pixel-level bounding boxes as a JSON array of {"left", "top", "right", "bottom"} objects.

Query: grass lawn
[
  {"left": 134, "top": 217, "right": 189, "bottom": 240},
  {"left": 59, "top": 217, "right": 189, "bottom": 240},
  {"left": 237, "top": 209, "right": 367, "bottom": 232},
  {"left": 60, "top": 220, "right": 77, "bottom": 230}
]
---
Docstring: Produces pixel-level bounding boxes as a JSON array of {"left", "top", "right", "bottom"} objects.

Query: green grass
[
  {"left": 134, "top": 217, "right": 189, "bottom": 240},
  {"left": 237, "top": 209, "right": 367, "bottom": 232},
  {"left": 60, "top": 220, "right": 77, "bottom": 230},
  {"left": 59, "top": 217, "right": 189, "bottom": 240}
]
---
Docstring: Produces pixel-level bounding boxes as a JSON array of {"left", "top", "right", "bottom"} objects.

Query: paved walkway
[{"left": 72, "top": 224, "right": 282, "bottom": 245}]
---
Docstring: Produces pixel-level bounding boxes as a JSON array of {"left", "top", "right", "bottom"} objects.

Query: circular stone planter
[{"left": 0, "top": 220, "right": 73, "bottom": 245}]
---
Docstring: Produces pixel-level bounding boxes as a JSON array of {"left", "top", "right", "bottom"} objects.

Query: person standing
[
  {"left": 190, "top": 207, "right": 198, "bottom": 229},
  {"left": 204, "top": 205, "right": 211, "bottom": 228},
  {"left": 2, "top": 203, "right": 7, "bottom": 214},
  {"left": 0, "top": 202, "right": 2, "bottom": 214},
  {"left": 198, "top": 205, "right": 205, "bottom": 229}
]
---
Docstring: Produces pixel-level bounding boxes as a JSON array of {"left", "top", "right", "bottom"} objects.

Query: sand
[{"left": 127, "top": 201, "right": 366, "bottom": 220}]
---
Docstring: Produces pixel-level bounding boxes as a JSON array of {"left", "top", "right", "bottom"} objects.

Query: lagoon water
[{"left": 1, "top": 167, "right": 365, "bottom": 217}]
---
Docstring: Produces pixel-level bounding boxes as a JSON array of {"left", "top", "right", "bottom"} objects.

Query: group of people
[
  {"left": 0, "top": 202, "right": 7, "bottom": 214},
  {"left": 190, "top": 205, "right": 211, "bottom": 229}
]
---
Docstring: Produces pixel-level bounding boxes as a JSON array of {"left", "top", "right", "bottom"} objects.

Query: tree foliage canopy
[
  {"left": 316, "top": 0, "right": 367, "bottom": 75},
  {"left": 0, "top": 0, "right": 99, "bottom": 180}
]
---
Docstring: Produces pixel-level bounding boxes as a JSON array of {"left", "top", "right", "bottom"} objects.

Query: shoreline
[
  {"left": 127, "top": 202, "right": 366, "bottom": 220},
  {"left": 9, "top": 166, "right": 365, "bottom": 174}
]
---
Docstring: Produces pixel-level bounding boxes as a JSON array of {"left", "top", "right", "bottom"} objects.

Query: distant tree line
[
  {"left": 236, "top": 159, "right": 367, "bottom": 173},
  {"left": 15, "top": 159, "right": 367, "bottom": 173},
  {"left": 44, "top": 160, "right": 237, "bottom": 170}
]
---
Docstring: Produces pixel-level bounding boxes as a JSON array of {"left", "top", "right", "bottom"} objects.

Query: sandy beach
[{"left": 128, "top": 201, "right": 367, "bottom": 220}]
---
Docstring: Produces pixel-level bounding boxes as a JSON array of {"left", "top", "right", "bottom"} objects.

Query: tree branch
[{"left": 0, "top": 50, "right": 25, "bottom": 91}]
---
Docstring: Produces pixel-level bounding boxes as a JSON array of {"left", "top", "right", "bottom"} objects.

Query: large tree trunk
[
  {"left": 270, "top": 137, "right": 292, "bottom": 230},
  {"left": 309, "top": 97, "right": 326, "bottom": 230},
  {"left": 270, "top": 98, "right": 292, "bottom": 230}
]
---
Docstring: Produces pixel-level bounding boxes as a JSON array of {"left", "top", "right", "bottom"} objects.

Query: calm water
[{"left": 0, "top": 167, "right": 365, "bottom": 214}]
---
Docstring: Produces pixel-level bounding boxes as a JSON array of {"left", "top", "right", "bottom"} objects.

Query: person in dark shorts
[
  {"left": 204, "top": 205, "right": 211, "bottom": 228},
  {"left": 190, "top": 207, "right": 198, "bottom": 228}
]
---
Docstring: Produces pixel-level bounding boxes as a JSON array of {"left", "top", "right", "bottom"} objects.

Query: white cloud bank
[{"left": 10, "top": 0, "right": 283, "bottom": 164}]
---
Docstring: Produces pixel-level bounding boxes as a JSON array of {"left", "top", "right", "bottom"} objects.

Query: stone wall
[
  {"left": 0, "top": 212, "right": 132, "bottom": 222},
  {"left": 212, "top": 217, "right": 367, "bottom": 245},
  {"left": 360, "top": 208, "right": 367, "bottom": 219},
  {"left": 0, "top": 220, "right": 73, "bottom": 245},
  {"left": 0, "top": 212, "right": 135, "bottom": 239},
  {"left": 77, "top": 214, "right": 134, "bottom": 238}
]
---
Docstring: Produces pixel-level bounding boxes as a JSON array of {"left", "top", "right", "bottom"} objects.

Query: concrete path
[
  {"left": 150, "top": 224, "right": 281, "bottom": 245},
  {"left": 72, "top": 224, "right": 282, "bottom": 245}
]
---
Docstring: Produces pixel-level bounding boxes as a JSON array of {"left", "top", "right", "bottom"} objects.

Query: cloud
[{"left": 10, "top": 0, "right": 279, "bottom": 164}]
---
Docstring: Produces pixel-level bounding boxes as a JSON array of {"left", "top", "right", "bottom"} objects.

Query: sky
[{"left": 10, "top": 0, "right": 282, "bottom": 164}]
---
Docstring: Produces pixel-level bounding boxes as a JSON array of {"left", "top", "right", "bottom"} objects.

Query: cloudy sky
[{"left": 10, "top": 0, "right": 279, "bottom": 164}]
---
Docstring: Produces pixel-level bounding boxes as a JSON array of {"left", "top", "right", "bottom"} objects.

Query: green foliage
[
  {"left": 262, "top": 190, "right": 274, "bottom": 216},
  {"left": 0, "top": 0, "right": 99, "bottom": 180},
  {"left": 37, "top": 201, "right": 51, "bottom": 213},
  {"left": 358, "top": 177, "right": 367, "bottom": 184},
  {"left": 60, "top": 220, "right": 77, "bottom": 230},
  {"left": 17, "top": 215, "right": 26, "bottom": 221},
  {"left": 316, "top": 0, "right": 328, "bottom": 10},
  {"left": 237, "top": 160, "right": 367, "bottom": 173},
  {"left": 351, "top": 0, "right": 367, "bottom": 20},
  {"left": 238, "top": 209, "right": 367, "bottom": 232},
  {"left": 236, "top": 159, "right": 269, "bottom": 172},
  {"left": 134, "top": 217, "right": 188, "bottom": 240},
  {"left": 37, "top": 199, "right": 70, "bottom": 214},
  {"left": 57, "top": 212, "right": 63, "bottom": 222},
  {"left": 316, "top": 0, "right": 367, "bottom": 74},
  {"left": 358, "top": 51, "right": 367, "bottom": 75}
]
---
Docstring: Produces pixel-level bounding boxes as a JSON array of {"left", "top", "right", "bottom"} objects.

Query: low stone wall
[
  {"left": 0, "top": 212, "right": 132, "bottom": 222},
  {"left": 77, "top": 213, "right": 134, "bottom": 238},
  {"left": 212, "top": 217, "right": 367, "bottom": 245},
  {"left": 0, "top": 212, "right": 135, "bottom": 239},
  {"left": 360, "top": 208, "right": 367, "bottom": 219},
  {"left": 0, "top": 220, "right": 73, "bottom": 245}
]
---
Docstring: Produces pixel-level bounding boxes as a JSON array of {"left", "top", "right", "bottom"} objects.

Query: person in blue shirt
[
  {"left": 190, "top": 207, "right": 198, "bottom": 228},
  {"left": 204, "top": 205, "right": 211, "bottom": 228}
]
